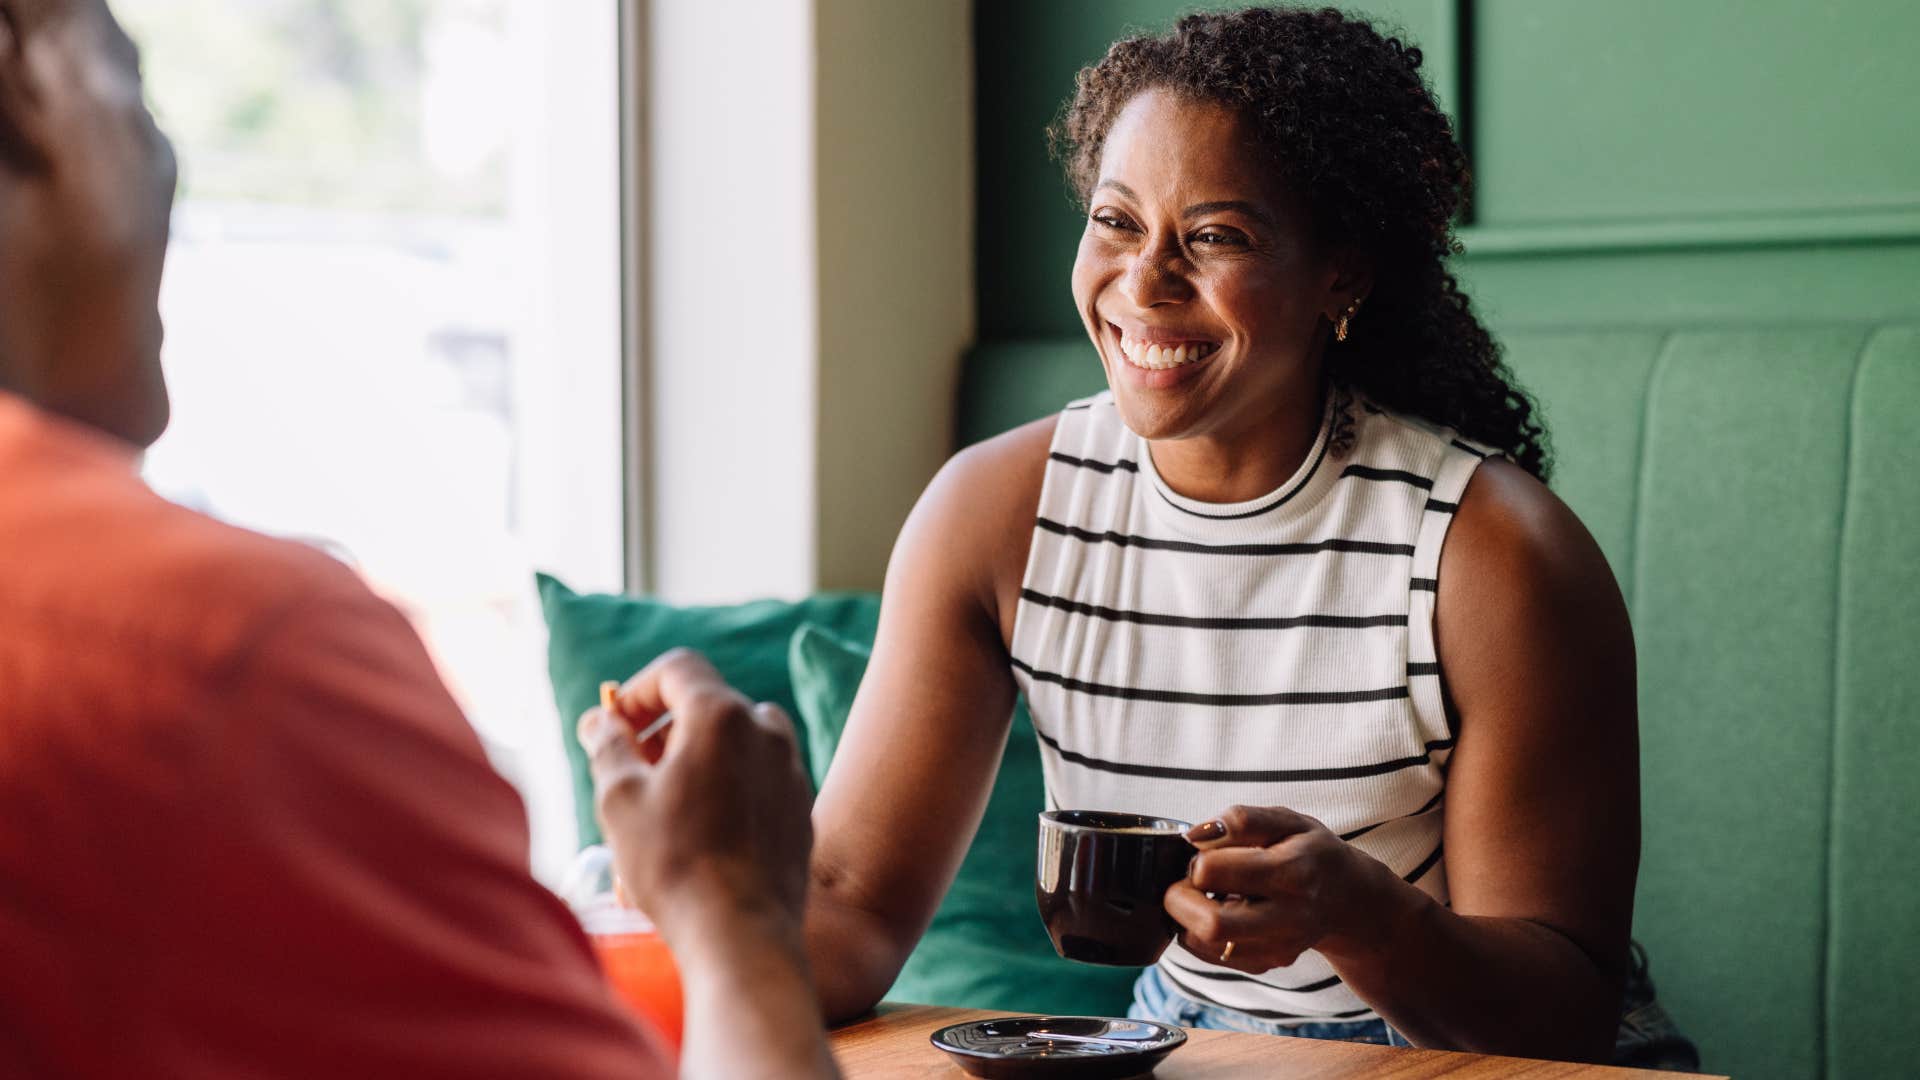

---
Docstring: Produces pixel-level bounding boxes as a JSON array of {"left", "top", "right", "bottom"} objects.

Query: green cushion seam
[
  {"left": 1626, "top": 330, "right": 1677, "bottom": 615},
  {"left": 1819, "top": 327, "right": 1876, "bottom": 1080}
]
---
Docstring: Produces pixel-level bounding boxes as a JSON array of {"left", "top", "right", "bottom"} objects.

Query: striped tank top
[{"left": 1008, "top": 388, "right": 1494, "bottom": 1024}]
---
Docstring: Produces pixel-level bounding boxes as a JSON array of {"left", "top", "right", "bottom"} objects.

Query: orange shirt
[{"left": 0, "top": 394, "right": 664, "bottom": 1077}]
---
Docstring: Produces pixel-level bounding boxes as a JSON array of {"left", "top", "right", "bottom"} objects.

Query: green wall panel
[
  {"left": 1828, "top": 328, "right": 1920, "bottom": 1080},
  {"left": 1472, "top": 0, "right": 1920, "bottom": 226},
  {"left": 1630, "top": 329, "right": 1862, "bottom": 1080},
  {"left": 975, "top": 0, "right": 1456, "bottom": 339},
  {"left": 955, "top": 339, "right": 1104, "bottom": 447},
  {"left": 1455, "top": 243, "right": 1920, "bottom": 331}
]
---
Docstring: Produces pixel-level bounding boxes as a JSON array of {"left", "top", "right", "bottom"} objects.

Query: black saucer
[{"left": 929, "top": 1015, "right": 1187, "bottom": 1079}]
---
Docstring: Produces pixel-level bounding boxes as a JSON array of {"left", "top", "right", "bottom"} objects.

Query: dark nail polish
[{"left": 1188, "top": 819, "right": 1226, "bottom": 842}]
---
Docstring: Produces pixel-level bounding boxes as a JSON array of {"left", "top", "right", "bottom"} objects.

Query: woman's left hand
[{"left": 1165, "top": 804, "right": 1389, "bottom": 973}]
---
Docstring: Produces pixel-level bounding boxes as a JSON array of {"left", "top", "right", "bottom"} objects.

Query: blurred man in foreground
[{"left": 0, "top": 1, "right": 836, "bottom": 1075}]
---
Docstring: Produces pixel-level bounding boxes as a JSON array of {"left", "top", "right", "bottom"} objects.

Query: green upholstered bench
[{"left": 956, "top": 327, "right": 1920, "bottom": 1080}]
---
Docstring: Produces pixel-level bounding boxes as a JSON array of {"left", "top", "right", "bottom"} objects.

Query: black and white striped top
[{"left": 1009, "top": 389, "right": 1493, "bottom": 1024}]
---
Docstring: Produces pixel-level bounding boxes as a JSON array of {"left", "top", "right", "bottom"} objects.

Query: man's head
[{"left": 0, "top": 0, "right": 174, "bottom": 447}]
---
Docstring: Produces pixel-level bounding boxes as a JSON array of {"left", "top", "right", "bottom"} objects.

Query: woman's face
[{"left": 1071, "top": 88, "right": 1351, "bottom": 446}]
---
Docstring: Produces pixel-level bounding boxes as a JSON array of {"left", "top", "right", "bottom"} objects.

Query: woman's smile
[
  {"left": 1109, "top": 321, "right": 1222, "bottom": 369},
  {"left": 1101, "top": 318, "right": 1223, "bottom": 390}
]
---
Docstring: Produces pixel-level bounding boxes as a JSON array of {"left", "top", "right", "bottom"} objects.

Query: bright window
[{"left": 121, "top": 0, "right": 626, "bottom": 881}]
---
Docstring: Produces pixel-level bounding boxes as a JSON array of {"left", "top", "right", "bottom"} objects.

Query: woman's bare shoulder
[
  {"left": 1443, "top": 457, "right": 1617, "bottom": 603},
  {"left": 1436, "top": 455, "right": 1634, "bottom": 730},
  {"left": 937, "top": 414, "right": 1059, "bottom": 518},
  {"left": 893, "top": 414, "right": 1059, "bottom": 642}
]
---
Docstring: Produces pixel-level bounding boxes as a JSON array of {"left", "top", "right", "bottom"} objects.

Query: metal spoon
[{"left": 1019, "top": 1030, "right": 1149, "bottom": 1049}]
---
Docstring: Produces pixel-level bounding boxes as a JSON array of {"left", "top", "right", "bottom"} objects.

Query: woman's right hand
[{"left": 577, "top": 647, "right": 814, "bottom": 944}]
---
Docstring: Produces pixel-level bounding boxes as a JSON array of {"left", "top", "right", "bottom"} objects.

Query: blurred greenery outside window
[{"left": 121, "top": 0, "right": 624, "bottom": 882}]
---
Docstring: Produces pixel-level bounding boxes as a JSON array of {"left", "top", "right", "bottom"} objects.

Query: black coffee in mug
[{"left": 1036, "top": 810, "right": 1197, "bottom": 966}]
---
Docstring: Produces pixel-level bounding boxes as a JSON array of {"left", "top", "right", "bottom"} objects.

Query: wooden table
[{"left": 830, "top": 1005, "right": 1729, "bottom": 1078}]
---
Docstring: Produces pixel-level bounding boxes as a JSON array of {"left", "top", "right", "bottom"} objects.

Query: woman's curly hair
[{"left": 1051, "top": 5, "right": 1549, "bottom": 480}]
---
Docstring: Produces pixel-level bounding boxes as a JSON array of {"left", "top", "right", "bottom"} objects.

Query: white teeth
[{"left": 1116, "top": 329, "right": 1217, "bottom": 371}]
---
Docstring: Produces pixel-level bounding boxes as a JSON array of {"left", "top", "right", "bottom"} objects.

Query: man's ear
[{"left": 0, "top": 0, "right": 53, "bottom": 174}]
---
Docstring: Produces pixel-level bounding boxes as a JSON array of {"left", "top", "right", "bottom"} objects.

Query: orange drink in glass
[
  {"left": 587, "top": 922, "right": 683, "bottom": 1049},
  {"left": 563, "top": 846, "right": 684, "bottom": 1051}
]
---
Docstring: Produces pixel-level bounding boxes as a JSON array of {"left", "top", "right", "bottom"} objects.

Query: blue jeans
[
  {"left": 1127, "top": 942, "right": 1701, "bottom": 1071},
  {"left": 1127, "top": 965, "right": 1415, "bottom": 1047}
]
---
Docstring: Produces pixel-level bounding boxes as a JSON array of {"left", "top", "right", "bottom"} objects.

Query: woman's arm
[
  {"left": 805, "top": 419, "right": 1054, "bottom": 1023},
  {"left": 1167, "top": 457, "right": 1639, "bottom": 1062}
]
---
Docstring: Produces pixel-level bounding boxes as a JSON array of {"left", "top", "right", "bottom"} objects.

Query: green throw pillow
[
  {"left": 787, "top": 623, "right": 1142, "bottom": 1017},
  {"left": 537, "top": 573, "right": 880, "bottom": 848}
]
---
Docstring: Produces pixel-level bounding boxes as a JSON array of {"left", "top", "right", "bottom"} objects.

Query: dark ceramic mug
[{"left": 1036, "top": 809, "right": 1197, "bottom": 966}]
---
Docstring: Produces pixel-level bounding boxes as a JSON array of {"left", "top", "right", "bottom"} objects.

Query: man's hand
[
  {"left": 577, "top": 648, "right": 814, "bottom": 944},
  {"left": 578, "top": 648, "right": 838, "bottom": 1079}
]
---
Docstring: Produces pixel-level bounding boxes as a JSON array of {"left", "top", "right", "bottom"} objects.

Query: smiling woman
[{"left": 788, "top": 5, "right": 1675, "bottom": 1069}]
